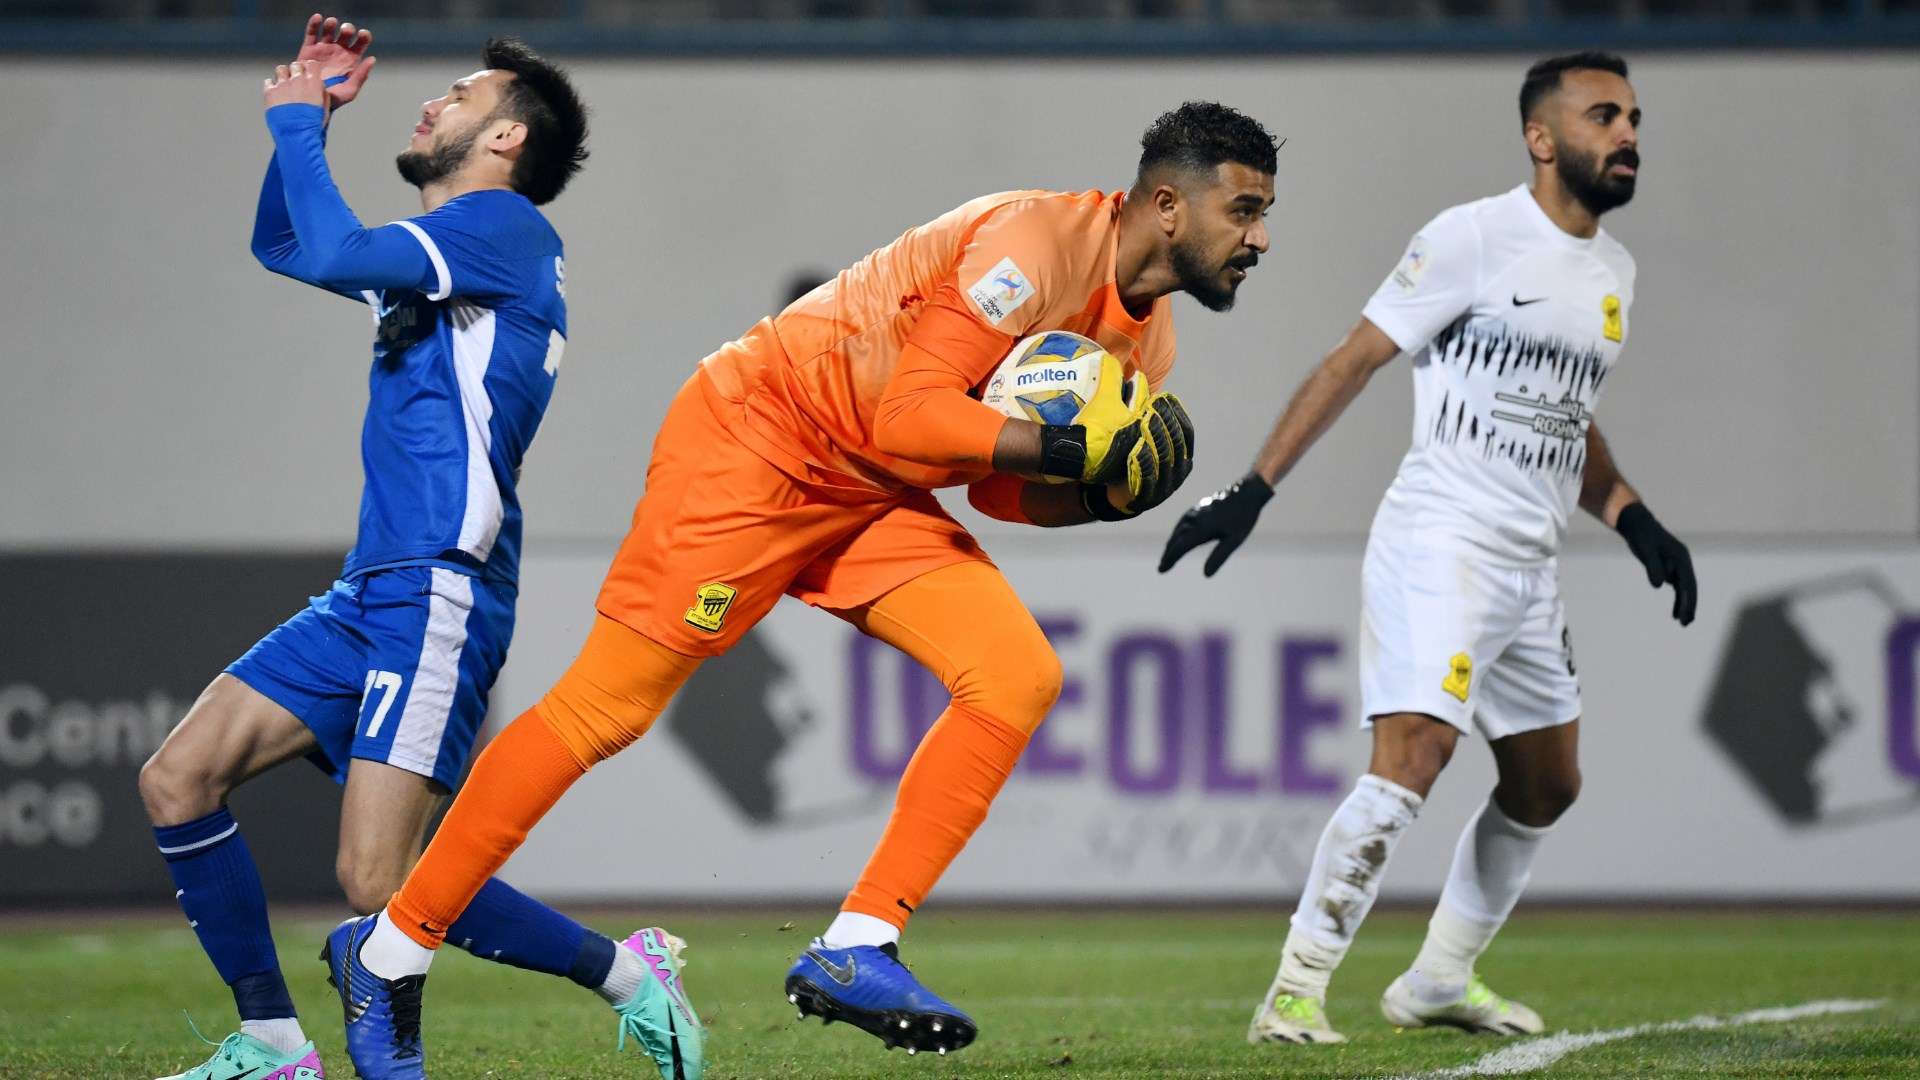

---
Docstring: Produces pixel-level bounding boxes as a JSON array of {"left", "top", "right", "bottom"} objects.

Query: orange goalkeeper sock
[
  {"left": 841, "top": 703, "right": 1029, "bottom": 931},
  {"left": 386, "top": 615, "right": 700, "bottom": 949},
  {"left": 387, "top": 710, "right": 587, "bottom": 948}
]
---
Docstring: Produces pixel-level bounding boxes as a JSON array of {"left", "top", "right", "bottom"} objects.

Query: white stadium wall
[
  {"left": 1, "top": 53, "right": 1917, "bottom": 902},
  {"left": 0, "top": 54, "right": 1916, "bottom": 548}
]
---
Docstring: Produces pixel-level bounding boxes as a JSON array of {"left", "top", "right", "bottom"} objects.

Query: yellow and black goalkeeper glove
[
  {"left": 1036, "top": 354, "right": 1148, "bottom": 484},
  {"left": 1035, "top": 354, "right": 1197, "bottom": 520},
  {"left": 1083, "top": 392, "right": 1195, "bottom": 519},
  {"left": 1125, "top": 392, "right": 1196, "bottom": 514}
]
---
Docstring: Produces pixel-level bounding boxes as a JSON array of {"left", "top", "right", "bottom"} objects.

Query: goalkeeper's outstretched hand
[{"left": 1157, "top": 471, "right": 1274, "bottom": 576}]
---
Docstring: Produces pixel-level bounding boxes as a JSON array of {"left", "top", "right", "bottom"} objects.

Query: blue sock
[
  {"left": 448, "top": 877, "right": 616, "bottom": 989},
  {"left": 155, "top": 808, "right": 296, "bottom": 1021}
]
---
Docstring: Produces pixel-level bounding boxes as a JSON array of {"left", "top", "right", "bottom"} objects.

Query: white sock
[
  {"left": 360, "top": 910, "right": 437, "bottom": 981},
  {"left": 240, "top": 1017, "right": 307, "bottom": 1055},
  {"left": 1407, "top": 794, "right": 1554, "bottom": 998},
  {"left": 1272, "top": 774, "right": 1424, "bottom": 1001},
  {"left": 595, "top": 940, "right": 648, "bottom": 1005},
  {"left": 821, "top": 911, "right": 900, "bottom": 950},
  {"left": 1265, "top": 929, "right": 1344, "bottom": 1009}
]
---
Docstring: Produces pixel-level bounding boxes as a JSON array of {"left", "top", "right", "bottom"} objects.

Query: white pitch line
[{"left": 1389, "top": 998, "right": 1885, "bottom": 1080}]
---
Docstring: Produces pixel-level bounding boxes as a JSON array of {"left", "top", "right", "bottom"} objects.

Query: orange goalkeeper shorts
[{"left": 596, "top": 374, "right": 995, "bottom": 656}]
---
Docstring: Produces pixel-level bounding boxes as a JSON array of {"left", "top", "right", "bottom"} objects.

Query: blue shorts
[{"left": 227, "top": 566, "right": 516, "bottom": 790}]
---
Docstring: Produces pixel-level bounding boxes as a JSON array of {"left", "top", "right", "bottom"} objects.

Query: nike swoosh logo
[
  {"left": 1512, "top": 295, "right": 1548, "bottom": 306},
  {"left": 807, "top": 948, "right": 857, "bottom": 986}
]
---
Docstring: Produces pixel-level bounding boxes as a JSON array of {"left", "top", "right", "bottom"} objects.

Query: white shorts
[{"left": 1358, "top": 534, "right": 1581, "bottom": 740}]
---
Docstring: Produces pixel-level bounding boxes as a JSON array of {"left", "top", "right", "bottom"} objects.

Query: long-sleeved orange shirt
[{"left": 697, "top": 189, "right": 1176, "bottom": 496}]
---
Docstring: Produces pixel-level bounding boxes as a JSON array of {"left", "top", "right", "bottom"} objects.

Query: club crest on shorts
[
  {"left": 1442, "top": 651, "right": 1473, "bottom": 703},
  {"left": 684, "top": 581, "right": 738, "bottom": 633}
]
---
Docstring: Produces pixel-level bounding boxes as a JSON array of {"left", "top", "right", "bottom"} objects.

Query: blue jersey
[
  {"left": 255, "top": 105, "right": 565, "bottom": 584},
  {"left": 354, "top": 194, "right": 564, "bottom": 581}
]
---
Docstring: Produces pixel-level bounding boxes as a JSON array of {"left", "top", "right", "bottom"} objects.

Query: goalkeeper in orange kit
[{"left": 330, "top": 101, "right": 1279, "bottom": 1073}]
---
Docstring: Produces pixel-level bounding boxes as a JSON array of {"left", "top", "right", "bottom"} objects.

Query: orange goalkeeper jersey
[{"left": 697, "top": 189, "right": 1177, "bottom": 495}]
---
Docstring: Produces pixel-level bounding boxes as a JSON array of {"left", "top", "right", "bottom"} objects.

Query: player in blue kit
[{"left": 138, "top": 16, "right": 694, "bottom": 1080}]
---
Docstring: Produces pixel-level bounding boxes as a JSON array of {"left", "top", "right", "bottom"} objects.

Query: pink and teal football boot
[
  {"left": 154, "top": 1030, "right": 325, "bottom": 1080},
  {"left": 613, "top": 928, "right": 705, "bottom": 1080}
]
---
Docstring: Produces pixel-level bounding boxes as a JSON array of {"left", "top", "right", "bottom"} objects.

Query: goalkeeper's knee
[
  {"left": 954, "top": 641, "right": 1062, "bottom": 736},
  {"left": 536, "top": 615, "right": 701, "bottom": 764}
]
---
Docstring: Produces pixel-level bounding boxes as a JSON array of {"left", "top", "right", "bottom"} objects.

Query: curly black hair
[
  {"left": 1519, "top": 52, "right": 1629, "bottom": 124},
  {"left": 482, "top": 37, "right": 589, "bottom": 205},
  {"left": 1136, "top": 101, "right": 1279, "bottom": 184}
]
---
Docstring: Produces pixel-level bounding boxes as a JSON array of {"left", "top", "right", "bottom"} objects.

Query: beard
[
  {"left": 1558, "top": 143, "right": 1639, "bottom": 217},
  {"left": 395, "top": 123, "right": 483, "bottom": 190},
  {"left": 1172, "top": 236, "right": 1254, "bottom": 313}
]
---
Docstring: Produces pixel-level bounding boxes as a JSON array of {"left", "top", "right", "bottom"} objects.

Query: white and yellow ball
[{"left": 981, "top": 330, "right": 1111, "bottom": 426}]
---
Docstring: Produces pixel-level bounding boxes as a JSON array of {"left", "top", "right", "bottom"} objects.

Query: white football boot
[
  {"left": 1247, "top": 988, "right": 1347, "bottom": 1045},
  {"left": 1380, "top": 972, "right": 1544, "bottom": 1035}
]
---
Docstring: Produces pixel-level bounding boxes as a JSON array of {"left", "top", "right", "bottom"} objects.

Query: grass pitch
[{"left": 2, "top": 908, "right": 1914, "bottom": 1078}]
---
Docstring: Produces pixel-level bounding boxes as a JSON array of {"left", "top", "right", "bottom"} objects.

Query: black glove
[
  {"left": 1615, "top": 502, "right": 1697, "bottom": 626},
  {"left": 1156, "top": 470, "right": 1274, "bottom": 576},
  {"left": 1071, "top": 394, "right": 1197, "bottom": 522}
]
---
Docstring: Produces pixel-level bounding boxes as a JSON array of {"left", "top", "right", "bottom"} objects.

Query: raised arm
[
  {"left": 1582, "top": 421, "right": 1697, "bottom": 625},
  {"left": 261, "top": 63, "right": 434, "bottom": 297},
  {"left": 250, "top": 15, "right": 378, "bottom": 291},
  {"left": 1159, "top": 317, "right": 1400, "bottom": 574},
  {"left": 251, "top": 151, "right": 321, "bottom": 284}
]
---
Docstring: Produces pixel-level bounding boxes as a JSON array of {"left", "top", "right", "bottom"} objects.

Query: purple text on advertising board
[
  {"left": 848, "top": 619, "right": 1346, "bottom": 796},
  {"left": 1279, "top": 638, "right": 1344, "bottom": 795},
  {"left": 1024, "top": 617, "right": 1087, "bottom": 775}
]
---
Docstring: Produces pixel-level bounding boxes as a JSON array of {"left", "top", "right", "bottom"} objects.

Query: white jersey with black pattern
[{"left": 1360, "top": 184, "right": 1636, "bottom": 565}]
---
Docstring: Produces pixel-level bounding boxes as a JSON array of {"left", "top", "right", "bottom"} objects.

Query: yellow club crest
[
  {"left": 1442, "top": 652, "right": 1473, "bottom": 703},
  {"left": 1601, "top": 294, "right": 1623, "bottom": 343},
  {"left": 684, "top": 582, "right": 738, "bottom": 633}
]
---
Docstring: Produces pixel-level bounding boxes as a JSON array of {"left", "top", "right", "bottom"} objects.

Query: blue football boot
[
  {"left": 784, "top": 938, "right": 976, "bottom": 1055},
  {"left": 320, "top": 916, "right": 427, "bottom": 1080}
]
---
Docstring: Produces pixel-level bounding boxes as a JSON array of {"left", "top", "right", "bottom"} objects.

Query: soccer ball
[{"left": 981, "top": 330, "right": 1112, "bottom": 426}]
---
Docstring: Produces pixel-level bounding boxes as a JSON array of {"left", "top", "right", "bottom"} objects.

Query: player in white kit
[{"left": 1159, "top": 52, "right": 1697, "bottom": 1043}]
